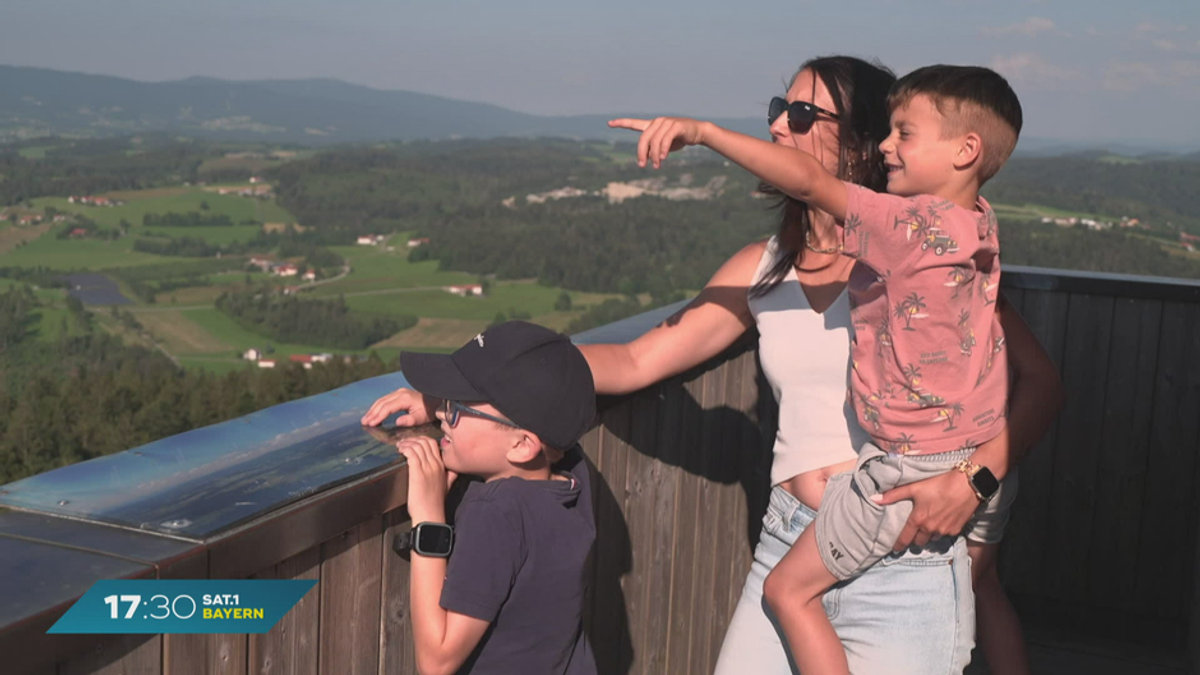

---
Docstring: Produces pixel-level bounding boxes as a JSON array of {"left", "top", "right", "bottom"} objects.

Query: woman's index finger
[{"left": 608, "top": 118, "right": 650, "bottom": 131}]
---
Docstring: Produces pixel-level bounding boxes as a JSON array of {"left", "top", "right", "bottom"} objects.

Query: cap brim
[{"left": 399, "top": 351, "right": 485, "bottom": 401}]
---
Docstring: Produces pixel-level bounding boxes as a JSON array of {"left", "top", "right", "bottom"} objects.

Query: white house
[
  {"left": 302, "top": 271, "right": 317, "bottom": 281},
  {"left": 443, "top": 284, "right": 484, "bottom": 297},
  {"left": 242, "top": 348, "right": 262, "bottom": 362},
  {"left": 274, "top": 264, "right": 298, "bottom": 277},
  {"left": 407, "top": 238, "right": 430, "bottom": 248},
  {"left": 356, "top": 235, "right": 379, "bottom": 246},
  {"left": 257, "top": 360, "right": 277, "bottom": 369}
]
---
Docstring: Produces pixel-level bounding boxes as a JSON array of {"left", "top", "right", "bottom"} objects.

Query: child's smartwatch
[
  {"left": 954, "top": 459, "right": 1000, "bottom": 503},
  {"left": 411, "top": 522, "right": 454, "bottom": 558}
]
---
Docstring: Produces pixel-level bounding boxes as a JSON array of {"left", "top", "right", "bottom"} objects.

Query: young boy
[
  {"left": 611, "top": 64, "right": 1022, "bottom": 673},
  {"left": 387, "top": 321, "right": 597, "bottom": 675}
]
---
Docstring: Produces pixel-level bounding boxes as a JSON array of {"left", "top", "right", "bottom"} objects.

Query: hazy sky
[{"left": 3, "top": 0, "right": 1198, "bottom": 145}]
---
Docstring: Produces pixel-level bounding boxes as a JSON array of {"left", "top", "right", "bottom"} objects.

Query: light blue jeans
[{"left": 713, "top": 485, "right": 975, "bottom": 675}]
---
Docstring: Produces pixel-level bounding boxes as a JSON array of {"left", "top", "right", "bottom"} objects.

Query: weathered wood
[
  {"left": 998, "top": 290, "right": 1069, "bottom": 597},
  {"left": 318, "top": 518, "right": 384, "bottom": 675},
  {"left": 58, "top": 635, "right": 161, "bottom": 675},
  {"left": 1041, "top": 293, "right": 1114, "bottom": 603},
  {"left": 662, "top": 368, "right": 707, "bottom": 675},
  {"left": 379, "top": 510, "right": 417, "bottom": 675},
  {"left": 708, "top": 346, "right": 752, "bottom": 668},
  {"left": 248, "top": 547, "right": 320, "bottom": 675},
  {"left": 1087, "top": 297, "right": 1161, "bottom": 611},
  {"left": 162, "top": 553, "right": 211, "bottom": 675},
  {"left": 578, "top": 412, "right": 603, "bottom": 644},
  {"left": 206, "top": 634, "right": 248, "bottom": 675},
  {"left": 688, "top": 364, "right": 729, "bottom": 675},
  {"left": 615, "top": 385, "right": 662, "bottom": 675},
  {"left": 1137, "top": 302, "right": 1200, "bottom": 621},
  {"left": 590, "top": 403, "right": 633, "bottom": 675},
  {"left": 640, "top": 378, "right": 685, "bottom": 675}
]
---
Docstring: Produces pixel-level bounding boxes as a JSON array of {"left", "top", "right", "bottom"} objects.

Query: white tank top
[{"left": 748, "top": 237, "right": 871, "bottom": 486}]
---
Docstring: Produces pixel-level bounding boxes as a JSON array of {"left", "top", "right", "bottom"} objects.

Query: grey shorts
[{"left": 815, "top": 443, "right": 1018, "bottom": 581}]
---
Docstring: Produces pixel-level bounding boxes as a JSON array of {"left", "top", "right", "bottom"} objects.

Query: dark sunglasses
[
  {"left": 440, "top": 399, "right": 518, "bottom": 428},
  {"left": 768, "top": 96, "right": 841, "bottom": 134}
]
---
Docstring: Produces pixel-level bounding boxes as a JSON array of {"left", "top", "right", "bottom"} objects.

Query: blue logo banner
[{"left": 48, "top": 579, "right": 317, "bottom": 634}]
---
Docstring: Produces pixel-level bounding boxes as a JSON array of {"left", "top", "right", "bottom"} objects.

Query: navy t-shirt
[{"left": 440, "top": 447, "right": 596, "bottom": 675}]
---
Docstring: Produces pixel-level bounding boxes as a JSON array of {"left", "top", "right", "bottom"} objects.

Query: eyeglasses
[
  {"left": 768, "top": 96, "right": 841, "bottom": 134},
  {"left": 440, "top": 399, "right": 518, "bottom": 428}
]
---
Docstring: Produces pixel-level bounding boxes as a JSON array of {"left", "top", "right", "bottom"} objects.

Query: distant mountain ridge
[
  {"left": 0, "top": 65, "right": 770, "bottom": 145},
  {"left": 3, "top": 65, "right": 1199, "bottom": 156}
]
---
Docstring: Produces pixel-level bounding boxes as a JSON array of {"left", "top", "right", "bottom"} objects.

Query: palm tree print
[
  {"left": 845, "top": 213, "right": 862, "bottom": 238},
  {"left": 945, "top": 266, "right": 973, "bottom": 299},
  {"left": 876, "top": 314, "right": 893, "bottom": 356},
  {"left": 894, "top": 292, "right": 927, "bottom": 331},
  {"left": 901, "top": 363, "right": 922, "bottom": 388},
  {"left": 935, "top": 402, "right": 965, "bottom": 431},
  {"left": 890, "top": 433, "right": 917, "bottom": 455},
  {"left": 896, "top": 205, "right": 925, "bottom": 241}
]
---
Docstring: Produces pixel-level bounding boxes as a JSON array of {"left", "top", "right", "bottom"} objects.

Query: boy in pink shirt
[{"left": 611, "top": 64, "right": 1022, "bottom": 673}]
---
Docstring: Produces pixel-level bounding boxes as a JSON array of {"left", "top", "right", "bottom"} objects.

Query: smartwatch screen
[
  {"left": 417, "top": 523, "right": 453, "bottom": 555},
  {"left": 974, "top": 468, "right": 1001, "bottom": 500}
]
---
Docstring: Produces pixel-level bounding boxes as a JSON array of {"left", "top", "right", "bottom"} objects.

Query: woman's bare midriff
[{"left": 778, "top": 457, "right": 857, "bottom": 510}]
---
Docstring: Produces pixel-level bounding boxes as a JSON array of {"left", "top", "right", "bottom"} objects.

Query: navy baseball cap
[{"left": 399, "top": 321, "right": 596, "bottom": 450}]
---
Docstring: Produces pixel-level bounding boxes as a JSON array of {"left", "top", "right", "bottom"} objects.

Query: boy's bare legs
[
  {"left": 969, "top": 541, "right": 1030, "bottom": 675},
  {"left": 763, "top": 525, "right": 848, "bottom": 675}
]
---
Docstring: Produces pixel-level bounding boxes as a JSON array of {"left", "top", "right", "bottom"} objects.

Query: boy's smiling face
[{"left": 879, "top": 93, "right": 963, "bottom": 197}]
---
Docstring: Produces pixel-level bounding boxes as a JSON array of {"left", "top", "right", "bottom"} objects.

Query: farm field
[
  {"left": 1, "top": 180, "right": 642, "bottom": 374},
  {"left": 992, "top": 201, "right": 1117, "bottom": 223}
]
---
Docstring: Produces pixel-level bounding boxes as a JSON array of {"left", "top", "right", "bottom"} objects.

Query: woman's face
[{"left": 770, "top": 68, "right": 843, "bottom": 177}]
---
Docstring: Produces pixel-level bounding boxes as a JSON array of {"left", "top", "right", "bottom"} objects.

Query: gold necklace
[{"left": 805, "top": 229, "right": 841, "bottom": 255}]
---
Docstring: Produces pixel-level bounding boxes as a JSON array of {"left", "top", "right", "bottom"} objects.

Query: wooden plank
[
  {"left": 998, "top": 290, "right": 1069, "bottom": 597},
  {"left": 58, "top": 635, "right": 161, "bottom": 675},
  {"left": 590, "top": 402, "right": 634, "bottom": 675},
  {"left": 379, "top": 509, "right": 417, "bottom": 675},
  {"left": 1041, "top": 293, "right": 1114, "bottom": 603},
  {"left": 1136, "top": 301, "right": 1200, "bottom": 621},
  {"left": 207, "top": 634, "right": 248, "bottom": 675},
  {"left": 615, "top": 385, "right": 662, "bottom": 675},
  {"left": 727, "top": 348, "right": 765, "bottom": 618},
  {"left": 578, "top": 413, "right": 603, "bottom": 646},
  {"left": 318, "top": 518, "right": 384, "bottom": 675},
  {"left": 688, "top": 363, "right": 729, "bottom": 675},
  {"left": 248, "top": 546, "right": 320, "bottom": 675},
  {"left": 1003, "top": 288, "right": 1026, "bottom": 315},
  {"left": 1086, "top": 297, "right": 1161, "bottom": 611},
  {"left": 662, "top": 367, "right": 707, "bottom": 674},
  {"left": 163, "top": 552, "right": 210, "bottom": 675},
  {"left": 638, "top": 377, "right": 686, "bottom": 675},
  {"left": 708, "top": 347, "right": 753, "bottom": 668}
]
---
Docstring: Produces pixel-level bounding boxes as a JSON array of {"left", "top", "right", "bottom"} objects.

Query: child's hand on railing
[{"left": 361, "top": 387, "right": 440, "bottom": 428}]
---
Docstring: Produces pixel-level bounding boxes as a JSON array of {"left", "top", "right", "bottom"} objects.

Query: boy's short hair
[{"left": 888, "top": 65, "right": 1023, "bottom": 184}]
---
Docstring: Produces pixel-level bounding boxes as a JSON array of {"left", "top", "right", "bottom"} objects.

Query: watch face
[
  {"left": 973, "top": 468, "right": 1001, "bottom": 500},
  {"left": 416, "top": 524, "right": 453, "bottom": 556}
]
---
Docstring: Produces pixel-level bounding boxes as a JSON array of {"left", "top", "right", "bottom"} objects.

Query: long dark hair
[{"left": 749, "top": 56, "right": 895, "bottom": 298}]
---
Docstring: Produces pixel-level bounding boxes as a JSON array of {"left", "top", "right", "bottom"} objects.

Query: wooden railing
[{"left": 3, "top": 265, "right": 1199, "bottom": 674}]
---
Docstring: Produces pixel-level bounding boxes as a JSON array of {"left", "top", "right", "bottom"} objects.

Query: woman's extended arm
[
  {"left": 582, "top": 241, "right": 763, "bottom": 395},
  {"left": 609, "top": 117, "right": 848, "bottom": 221},
  {"left": 877, "top": 293, "right": 1066, "bottom": 549}
]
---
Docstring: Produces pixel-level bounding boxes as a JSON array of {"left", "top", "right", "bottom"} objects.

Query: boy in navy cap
[{"left": 362, "top": 321, "right": 597, "bottom": 675}]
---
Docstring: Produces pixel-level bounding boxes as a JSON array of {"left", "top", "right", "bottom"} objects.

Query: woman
[
  {"left": 583, "top": 56, "right": 1062, "bottom": 673},
  {"left": 362, "top": 56, "right": 1062, "bottom": 673}
]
